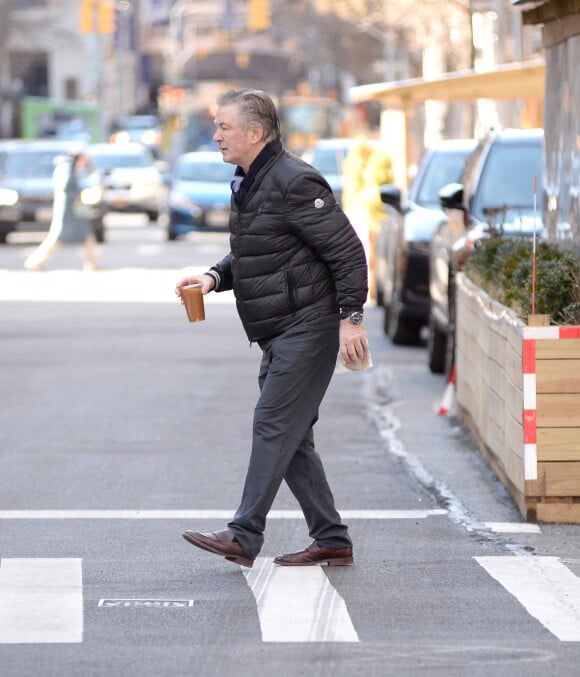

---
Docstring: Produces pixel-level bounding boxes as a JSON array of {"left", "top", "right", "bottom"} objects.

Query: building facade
[{"left": 1, "top": 0, "right": 142, "bottom": 139}]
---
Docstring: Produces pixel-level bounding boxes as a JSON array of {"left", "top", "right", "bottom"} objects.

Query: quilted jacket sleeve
[
  {"left": 285, "top": 171, "right": 368, "bottom": 314},
  {"left": 209, "top": 251, "right": 234, "bottom": 292}
]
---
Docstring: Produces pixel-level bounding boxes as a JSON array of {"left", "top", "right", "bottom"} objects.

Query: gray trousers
[{"left": 228, "top": 321, "right": 351, "bottom": 559}]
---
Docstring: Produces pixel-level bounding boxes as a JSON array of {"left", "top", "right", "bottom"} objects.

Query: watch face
[{"left": 348, "top": 312, "right": 363, "bottom": 325}]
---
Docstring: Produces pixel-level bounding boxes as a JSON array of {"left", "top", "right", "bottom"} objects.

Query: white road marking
[
  {"left": 0, "top": 558, "right": 83, "bottom": 644},
  {"left": 0, "top": 509, "right": 447, "bottom": 520},
  {"left": 0, "top": 269, "right": 236, "bottom": 304},
  {"left": 484, "top": 522, "right": 541, "bottom": 534},
  {"left": 97, "top": 599, "right": 194, "bottom": 608},
  {"left": 243, "top": 558, "right": 359, "bottom": 642},
  {"left": 475, "top": 556, "right": 580, "bottom": 641},
  {"left": 136, "top": 244, "right": 164, "bottom": 257},
  {"left": 3, "top": 554, "right": 580, "bottom": 646}
]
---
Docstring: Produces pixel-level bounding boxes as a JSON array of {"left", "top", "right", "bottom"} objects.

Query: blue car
[{"left": 167, "top": 151, "right": 235, "bottom": 240}]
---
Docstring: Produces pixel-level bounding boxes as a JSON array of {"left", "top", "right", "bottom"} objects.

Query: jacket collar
[{"left": 231, "top": 140, "right": 283, "bottom": 206}]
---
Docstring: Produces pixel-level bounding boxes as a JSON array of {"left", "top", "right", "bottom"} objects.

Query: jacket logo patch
[{"left": 314, "top": 198, "right": 324, "bottom": 209}]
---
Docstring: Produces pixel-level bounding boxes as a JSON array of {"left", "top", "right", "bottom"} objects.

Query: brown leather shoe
[
  {"left": 274, "top": 541, "right": 353, "bottom": 566},
  {"left": 182, "top": 528, "right": 253, "bottom": 568}
]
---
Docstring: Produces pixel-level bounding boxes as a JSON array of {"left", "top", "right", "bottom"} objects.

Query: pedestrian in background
[
  {"left": 24, "top": 151, "right": 98, "bottom": 271},
  {"left": 175, "top": 88, "right": 369, "bottom": 569}
]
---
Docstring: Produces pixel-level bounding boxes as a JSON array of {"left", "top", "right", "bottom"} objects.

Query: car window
[
  {"left": 117, "top": 116, "right": 158, "bottom": 130},
  {"left": 461, "top": 141, "right": 486, "bottom": 203},
  {"left": 4, "top": 151, "right": 62, "bottom": 178},
  {"left": 90, "top": 153, "right": 152, "bottom": 170},
  {"left": 414, "top": 151, "right": 472, "bottom": 208},
  {"left": 310, "top": 146, "right": 351, "bottom": 175},
  {"left": 473, "top": 142, "right": 543, "bottom": 218},
  {"left": 177, "top": 161, "right": 234, "bottom": 183}
]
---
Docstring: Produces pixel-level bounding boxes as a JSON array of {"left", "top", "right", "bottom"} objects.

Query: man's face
[{"left": 213, "top": 103, "right": 259, "bottom": 170}]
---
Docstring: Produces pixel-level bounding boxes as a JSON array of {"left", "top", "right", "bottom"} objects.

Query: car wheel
[
  {"left": 382, "top": 300, "right": 391, "bottom": 334},
  {"left": 387, "top": 290, "right": 421, "bottom": 346},
  {"left": 375, "top": 280, "right": 384, "bottom": 307},
  {"left": 147, "top": 210, "right": 158, "bottom": 222},
  {"left": 445, "top": 327, "right": 456, "bottom": 379},
  {"left": 445, "top": 271, "right": 457, "bottom": 377},
  {"left": 427, "top": 313, "right": 447, "bottom": 374},
  {"left": 0, "top": 223, "right": 12, "bottom": 244},
  {"left": 92, "top": 220, "right": 105, "bottom": 243}
]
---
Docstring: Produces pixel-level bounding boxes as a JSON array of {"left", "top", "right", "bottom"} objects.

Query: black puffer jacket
[{"left": 210, "top": 146, "right": 368, "bottom": 342}]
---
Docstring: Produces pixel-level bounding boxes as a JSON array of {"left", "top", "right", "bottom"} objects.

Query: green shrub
[{"left": 464, "top": 236, "right": 580, "bottom": 325}]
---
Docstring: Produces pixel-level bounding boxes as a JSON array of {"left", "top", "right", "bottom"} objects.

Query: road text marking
[
  {"left": 98, "top": 599, "right": 194, "bottom": 608},
  {"left": 0, "top": 558, "right": 83, "bottom": 644}
]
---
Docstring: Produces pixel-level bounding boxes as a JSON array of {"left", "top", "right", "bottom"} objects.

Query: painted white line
[
  {"left": 243, "top": 558, "right": 359, "bottom": 642},
  {"left": 0, "top": 509, "right": 447, "bottom": 520},
  {"left": 0, "top": 269, "right": 236, "bottom": 304},
  {"left": 0, "top": 558, "right": 83, "bottom": 644},
  {"left": 475, "top": 556, "right": 580, "bottom": 641},
  {"left": 342, "top": 509, "right": 447, "bottom": 519},
  {"left": 484, "top": 522, "right": 541, "bottom": 534}
]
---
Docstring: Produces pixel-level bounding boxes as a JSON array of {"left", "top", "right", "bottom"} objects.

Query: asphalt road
[{"left": 1, "top": 216, "right": 580, "bottom": 676}]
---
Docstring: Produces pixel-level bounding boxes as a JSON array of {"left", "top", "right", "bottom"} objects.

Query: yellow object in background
[
  {"left": 248, "top": 0, "right": 271, "bottom": 32},
  {"left": 79, "top": 0, "right": 116, "bottom": 35}
]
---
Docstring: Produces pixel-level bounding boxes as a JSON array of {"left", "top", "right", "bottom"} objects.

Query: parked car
[
  {"left": 303, "top": 138, "right": 356, "bottom": 206},
  {"left": 428, "top": 128, "right": 544, "bottom": 374},
  {"left": 87, "top": 142, "right": 167, "bottom": 222},
  {"left": 0, "top": 139, "right": 106, "bottom": 244},
  {"left": 0, "top": 139, "right": 24, "bottom": 173},
  {"left": 374, "top": 139, "right": 477, "bottom": 345},
  {"left": 109, "top": 114, "right": 162, "bottom": 157},
  {"left": 166, "top": 151, "right": 234, "bottom": 240}
]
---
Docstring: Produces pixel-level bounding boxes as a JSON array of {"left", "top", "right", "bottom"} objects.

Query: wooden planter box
[{"left": 455, "top": 273, "right": 580, "bottom": 523}]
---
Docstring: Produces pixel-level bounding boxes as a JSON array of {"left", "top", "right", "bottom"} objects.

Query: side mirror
[
  {"left": 439, "top": 182, "right": 464, "bottom": 210},
  {"left": 379, "top": 184, "right": 403, "bottom": 212}
]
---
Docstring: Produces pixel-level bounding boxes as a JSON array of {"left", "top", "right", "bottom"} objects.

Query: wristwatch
[{"left": 343, "top": 311, "right": 364, "bottom": 325}]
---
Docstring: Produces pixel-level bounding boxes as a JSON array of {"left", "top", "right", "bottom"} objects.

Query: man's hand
[
  {"left": 339, "top": 320, "right": 370, "bottom": 369},
  {"left": 175, "top": 274, "right": 215, "bottom": 302}
]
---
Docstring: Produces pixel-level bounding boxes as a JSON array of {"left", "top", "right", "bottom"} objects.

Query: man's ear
[{"left": 249, "top": 125, "right": 265, "bottom": 144}]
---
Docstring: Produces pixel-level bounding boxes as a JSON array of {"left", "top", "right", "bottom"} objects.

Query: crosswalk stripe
[
  {"left": 0, "top": 509, "right": 447, "bottom": 520},
  {"left": 3, "top": 555, "right": 580, "bottom": 645},
  {"left": 243, "top": 558, "right": 359, "bottom": 642},
  {"left": 475, "top": 556, "right": 580, "bottom": 641},
  {"left": 0, "top": 558, "right": 83, "bottom": 644}
]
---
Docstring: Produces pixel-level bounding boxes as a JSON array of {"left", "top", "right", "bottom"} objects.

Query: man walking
[{"left": 175, "top": 88, "right": 369, "bottom": 568}]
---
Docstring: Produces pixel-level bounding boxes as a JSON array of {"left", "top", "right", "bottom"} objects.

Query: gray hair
[{"left": 217, "top": 88, "right": 281, "bottom": 143}]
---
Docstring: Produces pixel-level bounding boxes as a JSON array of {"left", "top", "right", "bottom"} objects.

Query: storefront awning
[{"left": 349, "top": 59, "right": 545, "bottom": 105}]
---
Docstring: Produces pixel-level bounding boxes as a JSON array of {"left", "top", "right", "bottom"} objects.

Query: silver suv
[
  {"left": 428, "top": 128, "right": 544, "bottom": 373},
  {"left": 375, "top": 139, "right": 476, "bottom": 345}
]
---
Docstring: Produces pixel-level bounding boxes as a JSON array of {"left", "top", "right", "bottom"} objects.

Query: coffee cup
[{"left": 181, "top": 284, "right": 205, "bottom": 322}]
